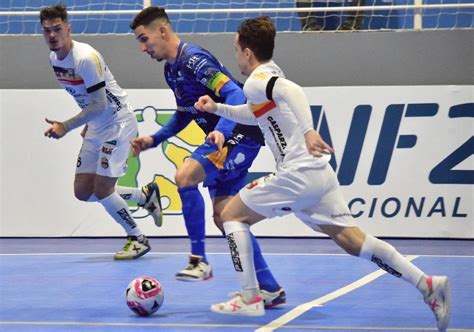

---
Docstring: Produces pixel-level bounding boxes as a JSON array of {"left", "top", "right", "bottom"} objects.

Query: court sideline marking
[
  {"left": 1, "top": 321, "right": 469, "bottom": 331},
  {"left": 0, "top": 252, "right": 471, "bottom": 258},
  {"left": 256, "top": 255, "right": 419, "bottom": 332}
]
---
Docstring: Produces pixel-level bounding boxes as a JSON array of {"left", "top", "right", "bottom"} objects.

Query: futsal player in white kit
[
  {"left": 40, "top": 4, "right": 161, "bottom": 260},
  {"left": 194, "top": 16, "right": 450, "bottom": 331}
]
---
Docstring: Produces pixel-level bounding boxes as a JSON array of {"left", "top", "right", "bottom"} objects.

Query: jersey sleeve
[
  {"left": 76, "top": 51, "right": 106, "bottom": 94},
  {"left": 184, "top": 52, "right": 237, "bottom": 99},
  {"left": 272, "top": 77, "right": 314, "bottom": 134},
  {"left": 215, "top": 102, "right": 257, "bottom": 126},
  {"left": 184, "top": 51, "right": 249, "bottom": 137},
  {"left": 243, "top": 72, "right": 271, "bottom": 103},
  {"left": 245, "top": 72, "right": 313, "bottom": 134},
  {"left": 150, "top": 111, "right": 194, "bottom": 147}
]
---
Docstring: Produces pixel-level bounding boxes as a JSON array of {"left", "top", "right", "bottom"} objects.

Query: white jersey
[
  {"left": 243, "top": 61, "right": 330, "bottom": 171},
  {"left": 49, "top": 41, "right": 132, "bottom": 134}
]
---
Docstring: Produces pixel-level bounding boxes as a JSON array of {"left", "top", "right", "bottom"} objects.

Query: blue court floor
[{"left": 0, "top": 238, "right": 473, "bottom": 332}]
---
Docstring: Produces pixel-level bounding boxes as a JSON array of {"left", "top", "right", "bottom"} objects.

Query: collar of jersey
[{"left": 172, "top": 40, "right": 187, "bottom": 71}]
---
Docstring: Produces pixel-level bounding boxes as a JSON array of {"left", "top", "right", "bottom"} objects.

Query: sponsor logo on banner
[
  {"left": 3, "top": 87, "right": 470, "bottom": 237},
  {"left": 307, "top": 102, "right": 472, "bottom": 221}
]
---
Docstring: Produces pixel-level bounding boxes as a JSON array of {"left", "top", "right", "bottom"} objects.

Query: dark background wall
[{"left": 0, "top": 30, "right": 472, "bottom": 89}]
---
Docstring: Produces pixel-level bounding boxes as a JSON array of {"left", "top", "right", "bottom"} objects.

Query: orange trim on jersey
[
  {"left": 206, "top": 146, "right": 229, "bottom": 170},
  {"left": 251, "top": 100, "right": 276, "bottom": 118}
]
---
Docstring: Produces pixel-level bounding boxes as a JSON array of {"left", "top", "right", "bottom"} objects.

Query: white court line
[
  {"left": 2, "top": 321, "right": 470, "bottom": 331},
  {"left": 256, "top": 256, "right": 419, "bottom": 332},
  {"left": 0, "top": 252, "right": 472, "bottom": 257},
  {"left": 0, "top": 252, "right": 348, "bottom": 256},
  {"left": 0, "top": 321, "right": 260, "bottom": 329}
]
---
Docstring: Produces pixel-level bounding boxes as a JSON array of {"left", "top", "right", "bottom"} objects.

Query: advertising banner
[{"left": 1, "top": 86, "right": 472, "bottom": 238}]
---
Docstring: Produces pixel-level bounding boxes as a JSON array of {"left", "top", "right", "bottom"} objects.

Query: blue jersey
[{"left": 151, "top": 41, "right": 264, "bottom": 147}]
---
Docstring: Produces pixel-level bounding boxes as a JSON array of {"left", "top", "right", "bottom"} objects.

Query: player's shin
[
  {"left": 223, "top": 221, "right": 259, "bottom": 301},
  {"left": 100, "top": 192, "right": 141, "bottom": 236},
  {"left": 359, "top": 234, "right": 425, "bottom": 287},
  {"left": 179, "top": 186, "right": 207, "bottom": 260},
  {"left": 116, "top": 186, "right": 146, "bottom": 204},
  {"left": 251, "top": 233, "right": 280, "bottom": 291}
]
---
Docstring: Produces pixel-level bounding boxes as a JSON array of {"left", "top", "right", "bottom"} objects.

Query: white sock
[
  {"left": 359, "top": 235, "right": 426, "bottom": 289},
  {"left": 100, "top": 192, "right": 142, "bottom": 237},
  {"left": 115, "top": 186, "right": 146, "bottom": 204},
  {"left": 223, "top": 221, "right": 259, "bottom": 302}
]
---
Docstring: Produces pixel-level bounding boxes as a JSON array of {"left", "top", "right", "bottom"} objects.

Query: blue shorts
[{"left": 191, "top": 137, "right": 261, "bottom": 199}]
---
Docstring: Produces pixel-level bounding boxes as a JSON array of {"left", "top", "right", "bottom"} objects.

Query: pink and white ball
[{"left": 126, "top": 276, "right": 164, "bottom": 316}]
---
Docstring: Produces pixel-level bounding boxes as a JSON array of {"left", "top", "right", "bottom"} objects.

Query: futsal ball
[{"left": 126, "top": 276, "right": 164, "bottom": 316}]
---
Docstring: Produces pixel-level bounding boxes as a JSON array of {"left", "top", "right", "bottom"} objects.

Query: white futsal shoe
[
  {"left": 140, "top": 182, "right": 163, "bottom": 227},
  {"left": 423, "top": 275, "right": 451, "bottom": 332},
  {"left": 228, "top": 288, "right": 286, "bottom": 308},
  {"left": 113, "top": 235, "right": 151, "bottom": 260},
  {"left": 175, "top": 255, "right": 213, "bottom": 281},
  {"left": 211, "top": 293, "right": 265, "bottom": 316}
]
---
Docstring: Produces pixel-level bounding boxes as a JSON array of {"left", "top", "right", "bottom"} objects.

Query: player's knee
[
  {"left": 74, "top": 187, "right": 93, "bottom": 202},
  {"left": 175, "top": 159, "right": 205, "bottom": 188},
  {"left": 74, "top": 176, "right": 94, "bottom": 201},
  {"left": 324, "top": 226, "right": 365, "bottom": 257},
  {"left": 93, "top": 185, "right": 114, "bottom": 200},
  {"left": 92, "top": 178, "right": 115, "bottom": 200},
  {"left": 213, "top": 214, "right": 224, "bottom": 232},
  {"left": 219, "top": 208, "right": 236, "bottom": 223},
  {"left": 334, "top": 236, "right": 361, "bottom": 256},
  {"left": 175, "top": 168, "right": 199, "bottom": 188},
  {"left": 343, "top": 244, "right": 360, "bottom": 257}
]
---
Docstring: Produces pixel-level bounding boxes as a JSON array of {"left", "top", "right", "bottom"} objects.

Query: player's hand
[
  {"left": 44, "top": 118, "right": 66, "bottom": 139},
  {"left": 130, "top": 135, "right": 154, "bottom": 156},
  {"left": 80, "top": 124, "right": 88, "bottom": 138},
  {"left": 194, "top": 95, "right": 218, "bottom": 113},
  {"left": 304, "top": 130, "right": 334, "bottom": 157},
  {"left": 206, "top": 131, "right": 225, "bottom": 150}
]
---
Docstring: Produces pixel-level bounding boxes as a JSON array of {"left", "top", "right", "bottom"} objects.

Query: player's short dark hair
[
  {"left": 130, "top": 6, "right": 170, "bottom": 30},
  {"left": 237, "top": 16, "right": 276, "bottom": 62},
  {"left": 39, "top": 3, "right": 68, "bottom": 24}
]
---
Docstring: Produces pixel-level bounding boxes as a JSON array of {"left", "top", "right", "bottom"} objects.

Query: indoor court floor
[{"left": 0, "top": 237, "right": 473, "bottom": 332}]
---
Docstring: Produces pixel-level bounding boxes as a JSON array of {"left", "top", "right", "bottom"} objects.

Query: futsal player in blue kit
[{"left": 120, "top": 6, "right": 285, "bottom": 307}]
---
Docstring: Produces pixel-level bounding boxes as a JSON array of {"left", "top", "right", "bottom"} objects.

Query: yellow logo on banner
[{"left": 118, "top": 106, "right": 205, "bottom": 216}]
